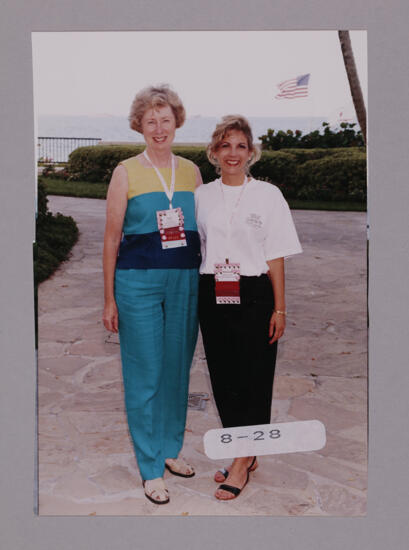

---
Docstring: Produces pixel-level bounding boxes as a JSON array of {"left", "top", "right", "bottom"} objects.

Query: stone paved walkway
[{"left": 38, "top": 196, "right": 367, "bottom": 516}]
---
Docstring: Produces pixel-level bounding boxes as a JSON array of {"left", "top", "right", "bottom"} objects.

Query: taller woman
[
  {"left": 103, "top": 85, "right": 202, "bottom": 505},
  {"left": 195, "top": 115, "right": 302, "bottom": 500}
]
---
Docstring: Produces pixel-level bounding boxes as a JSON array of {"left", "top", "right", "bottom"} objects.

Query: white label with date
[{"left": 203, "top": 420, "right": 326, "bottom": 459}]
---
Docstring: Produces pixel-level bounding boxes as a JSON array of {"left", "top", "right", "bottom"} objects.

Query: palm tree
[{"left": 338, "top": 31, "right": 367, "bottom": 144}]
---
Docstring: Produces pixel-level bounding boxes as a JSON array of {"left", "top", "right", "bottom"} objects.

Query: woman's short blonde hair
[
  {"left": 128, "top": 84, "right": 186, "bottom": 133},
  {"left": 207, "top": 115, "right": 261, "bottom": 174}
]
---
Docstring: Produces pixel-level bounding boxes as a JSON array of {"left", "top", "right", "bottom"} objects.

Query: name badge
[
  {"left": 214, "top": 262, "right": 240, "bottom": 304},
  {"left": 156, "top": 207, "right": 187, "bottom": 249}
]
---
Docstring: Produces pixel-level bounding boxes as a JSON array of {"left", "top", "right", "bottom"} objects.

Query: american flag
[{"left": 275, "top": 73, "right": 310, "bottom": 100}]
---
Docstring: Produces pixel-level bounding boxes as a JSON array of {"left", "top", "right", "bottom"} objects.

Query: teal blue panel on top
[{"left": 122, "top": 191, "right": 198, "bottom": 235}]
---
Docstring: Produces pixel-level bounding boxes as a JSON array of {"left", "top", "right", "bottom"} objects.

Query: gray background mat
[{"left": 0, "top": 0, "right": 408, "bottom": 548}]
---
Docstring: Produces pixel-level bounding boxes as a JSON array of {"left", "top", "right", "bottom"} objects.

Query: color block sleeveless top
[{"left": 116, "top": 155, "right": 201, "bottom": 269}]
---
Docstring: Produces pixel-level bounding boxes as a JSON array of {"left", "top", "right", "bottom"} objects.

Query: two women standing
[{"left": 103, "top": 86, "right": 301, "bottom": 504}]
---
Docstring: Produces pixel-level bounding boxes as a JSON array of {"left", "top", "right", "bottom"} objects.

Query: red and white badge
[
  {"left": 156, "top": 207, "right": 187, "bottom": 249},
  {"left": 214, "top": 262, "right": 240, "bottom": 304}
]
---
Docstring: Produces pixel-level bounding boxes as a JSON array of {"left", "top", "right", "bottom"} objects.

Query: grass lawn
[
  {"left": 43, "top": 178, "right": 109, "bottom": 199},
  {"left": 42, "top": 178, "right": 366, "bottom": 212}
]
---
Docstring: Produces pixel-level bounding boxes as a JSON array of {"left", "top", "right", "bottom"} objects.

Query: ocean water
[{"left": 38, "top": 114, "right": 329, "bottom": 144}]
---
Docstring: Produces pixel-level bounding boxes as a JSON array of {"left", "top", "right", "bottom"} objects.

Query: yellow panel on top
[{"left": 120, "top": 155, "right": 197, "bottom": 200}]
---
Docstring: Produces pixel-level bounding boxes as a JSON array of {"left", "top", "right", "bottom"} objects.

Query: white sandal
[
  {"left": 165, "top": 458, "right": 195, "bottom": 478},
  {"left": 143, "top": 478, "right": 170, "bottom": 505}
]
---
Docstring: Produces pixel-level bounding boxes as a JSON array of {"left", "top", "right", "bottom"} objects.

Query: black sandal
[
  {"left": 214, "top": 456, "right": 257, "bottom": 482},
  {"left": 216, "top": 471, "right": 250, "bottom": 500}
]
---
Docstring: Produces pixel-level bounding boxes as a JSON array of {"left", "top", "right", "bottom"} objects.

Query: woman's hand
[
  {"left": 269, "top": 311, "right": 286, "bottom": 344},
  {"left": 103, "top": 300, "right": 119, "bottom": 333}
]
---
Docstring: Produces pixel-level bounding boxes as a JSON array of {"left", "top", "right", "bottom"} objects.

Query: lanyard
[
  {"left": 219, "top": 176, "right": 248, "bottom": 263},
  {"left": 143, "top": 150, "right": 175, "bottom": 209}
]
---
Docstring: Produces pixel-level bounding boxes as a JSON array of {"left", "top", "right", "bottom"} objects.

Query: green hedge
[
  {"left": 66, "top": 144, "right": 366, "bottom": 203},
  {"left": 67, "top": 145, "right": 219, "bottom": 184},
  {"left": 35, "top": 180, "right": 79, "bottom": 284},
  {"left": 68, "top": 145, "right": 145, "bottom": 183},
  {"left": 296, "top": 155, "right": 367, "bottom": 201},
  {"left": 249, "top": 151, "right": 298, "bottom": 198},
  {"left": 279, "top": 147, "right": 365, "bottom": 163}
]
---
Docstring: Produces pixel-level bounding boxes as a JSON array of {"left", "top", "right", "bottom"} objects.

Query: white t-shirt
[{"left": 195, "top": 178, "right": 302, "bottom": 276}]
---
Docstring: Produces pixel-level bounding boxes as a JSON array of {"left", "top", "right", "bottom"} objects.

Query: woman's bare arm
[
  {"left": 102, "top": 165, "right": 128, "bottom": 332},
  {"left": 194, "top": 163, "right": 203, "bottom": 188},
  {"left": 266, "top": 257, "right": 286, "bottom": 344}
]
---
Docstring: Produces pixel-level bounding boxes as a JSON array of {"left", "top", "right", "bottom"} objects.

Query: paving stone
[
  {"left": 66, "top": 411, "right": 128, "bottom": 434},
  {"left": 52, "top": 470, "right": 105, "bottom": 499},
  {"left": 39, "top": 306, "right": 101, "bottom": 324},
  {"left": 89, "top": 465, "right": 140, "bottom": 493},
  {"left": 37, "top": 342, "right": 66, "bottom": 358},
  {"left": 250, "top": 459, "right": 310, "bottom": 490},
  {"left": 337, "top": 424, "right": 368, "bottom": 443},
  {"left": 76, "top": 431, "right": 133, "bottom": 456},
  {"left": 73, "top": 359, "right": 122, "bottom": 388},
  {"left": 62, "top": 391, "right": 125, "bottom": 412},
  {"left": 38, "top": 324, "right": 85, "bottom": 343},
  {"left": 150, "top": 492, "right": 244, "bottom": 516},
  {"left": 316, "top": 377, "right": 368, "bottom": 408},
  {"left": 38, "top": 434, "right": 77, "bottom": 454},
  {"left": 185, "top": 410, "right": 220, "bottom": 436},
  {"left": 75, "top": 454, "right": 137, "bottom": 476},
  {"left": 37, "top": 370, "right": 76, "bottom": 393},
  {"left": 38, "top": 414, "right": 62, "bottom": 437},
  {"left": 39, "top": 462, "right": 77, "bottom": 481},
  {"left": 281, "top": 453, "right": 367, "bottom": 491},
  {"left": 66, "top": 339, "right": 115, "bottom": 357},
  {"left": 242, "top": 486, "right": 316, "bottom": 516},
  {"left": 38, "top": 391, "right": 66, "bottom": 411},
  {"left": 316, "top": 484, "right": 366, "bottom": 515},
  {"left": 38, "top": 355, "right": 90, "bottom": 376},
  {"left": 273, "top": 375, "right": 315, "bottom": 399},
  {"left": 317, "top": 432, "right": 367, "bottom": 465},
  {"left": 288, "top": 395, "right": 364, "bottom": 432},
  {"left": 39, "top": 449, "right": 74, "bottom": 467}
]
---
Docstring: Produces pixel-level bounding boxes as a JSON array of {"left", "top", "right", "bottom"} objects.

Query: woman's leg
[
  {"left": 115, "top": 269, "right": 167, "bottom": 481},
  {"left": 159, "top": 268, "right": 199, "bottom": 461},
  {"left": 199, "top": 274, "right": 277, "bottom": 499}
]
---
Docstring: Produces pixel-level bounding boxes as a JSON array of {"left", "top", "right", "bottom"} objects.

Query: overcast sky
[{"left": 32, "top": 31, "right": 367, "bottom": 120}]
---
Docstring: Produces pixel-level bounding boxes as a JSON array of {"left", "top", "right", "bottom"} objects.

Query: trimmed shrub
[
  {"left": 172, "top": 147, "right": 218, "bottom": 183},
  {"left": 65, "top": 144, "right": 366, "bottom": 203},
  {"left": 67, "top": 145, "right": 219, "bottom": 184},
  {"left": 279, "top": 147, "right": 365, "bottom": 163},
  {"left": 37, "top": 177, "right": 49, "bottom": 215},
  {"left": 296, "top": 155, "right": 367, "bottom": 202},
  {"left": 35, "top": 180, "right": 79, "bottom": 284},
  {"left": 68, "top": 145, "right": 145, "bottom": 183},
  {"left": 250, "top": 151, "right": 298, "bottom": 198}
]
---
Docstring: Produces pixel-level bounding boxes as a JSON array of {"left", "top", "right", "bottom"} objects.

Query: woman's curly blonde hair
[
  {"left": 206, "top": 115, "right": 261, "bottom": 175},
  {"left": 128, "top": 84, "right": 186, "bottom": 134}
]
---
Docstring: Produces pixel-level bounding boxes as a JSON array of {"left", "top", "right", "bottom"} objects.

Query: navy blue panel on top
[{"left": 116, "top": 230, "right": 201, "bottom": 269}]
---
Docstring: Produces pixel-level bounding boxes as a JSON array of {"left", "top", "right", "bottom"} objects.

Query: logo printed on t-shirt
[{"left": 246, "top": 213, "right": 263, "bottom": 229}]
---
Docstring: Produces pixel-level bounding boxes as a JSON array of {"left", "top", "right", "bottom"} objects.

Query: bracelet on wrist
[{"left": 274, "top": 309, "right": 287, "bottom": 316}]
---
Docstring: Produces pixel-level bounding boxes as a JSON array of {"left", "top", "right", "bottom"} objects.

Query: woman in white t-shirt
[{"left": 195, "top": 115, "right": 302, "bottom": 500}]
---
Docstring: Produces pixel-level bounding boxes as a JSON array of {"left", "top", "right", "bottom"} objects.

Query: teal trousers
[{"left": 114, "top": 268, "right": 199, "bottom": 480}]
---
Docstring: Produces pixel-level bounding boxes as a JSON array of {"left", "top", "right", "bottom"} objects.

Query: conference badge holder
[
  {"left": 214, "top": 262, "right": 241, "bottom": 304},
  {"left": 156, "top": 207, "right": 187, "bottom": 249}
]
